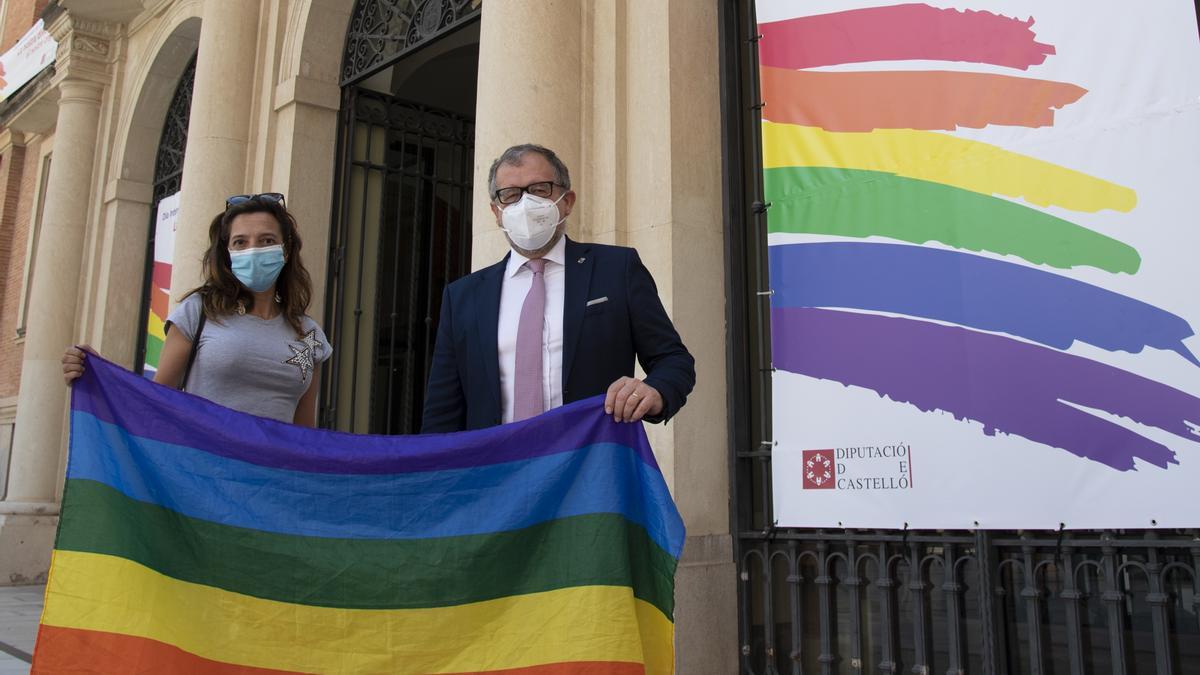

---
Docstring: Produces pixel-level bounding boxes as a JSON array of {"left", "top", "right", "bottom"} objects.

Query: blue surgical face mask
[{"left": 229, "top": 245, "right": 285, "bottom": 292}]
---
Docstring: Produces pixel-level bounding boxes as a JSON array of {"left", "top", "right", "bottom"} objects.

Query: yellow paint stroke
[
  {"left": 762, "top": 121, "right": 1136, "bottom": 214},
  {"left": 41, "top": 550, "right": 675, "bottom": 675},
  {"left": 145, "top": 311, "right": 166, "bottom": 342}
]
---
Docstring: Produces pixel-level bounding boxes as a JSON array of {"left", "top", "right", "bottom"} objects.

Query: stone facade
[{"left": 0, "top": 1, "right": 737, "bottom": 670}]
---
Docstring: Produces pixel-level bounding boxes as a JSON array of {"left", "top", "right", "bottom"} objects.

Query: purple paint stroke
[{"left": 771, "top": 308, "right": 1200, "bottom": 471}]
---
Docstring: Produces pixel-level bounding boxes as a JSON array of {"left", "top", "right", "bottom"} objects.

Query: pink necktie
[{"left": 514, "top": 257, "right": 547, "bottom": 421}]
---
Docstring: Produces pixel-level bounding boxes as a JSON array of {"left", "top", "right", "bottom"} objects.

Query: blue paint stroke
[{"left": 769, "top": 242, "right": 1200, "bottom": 366}]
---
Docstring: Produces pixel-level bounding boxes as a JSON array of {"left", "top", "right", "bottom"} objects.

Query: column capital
[
  {"left": 56, "top": 78, "right": 105, "bottom": 105},
  {"left": 47, "top": 12, "right": 120, "bottom": 88},
  {"left": 0, "top": 128, "right": 26, "bottom": 154}
]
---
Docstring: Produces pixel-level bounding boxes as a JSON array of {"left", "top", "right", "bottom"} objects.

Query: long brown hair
[{"left": 182, "top": 197, "right": 313, "bottom": 335}]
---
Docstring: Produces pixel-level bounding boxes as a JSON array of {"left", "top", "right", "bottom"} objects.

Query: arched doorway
[
  {"left": 323, "top": 0, "right": 480, "bottom": 434},
  {"left": 136, "top": 54, "right": 197, "bottom": 378}
]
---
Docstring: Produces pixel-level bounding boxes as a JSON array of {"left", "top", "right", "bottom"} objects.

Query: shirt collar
[{"left": 505, "top": 234, "right": 567, "bottom": 278}]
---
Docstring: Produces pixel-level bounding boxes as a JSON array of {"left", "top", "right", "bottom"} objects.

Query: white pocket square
[{"left": 586, "top": 296, "right": 609, "bottom": 307}]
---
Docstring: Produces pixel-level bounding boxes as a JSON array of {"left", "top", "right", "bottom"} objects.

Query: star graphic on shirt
[
  {"left": 299, "top": 328, "right": 322, "bottom": 354},
  {"left": 284, "top": 343, "right": 314, "bottom": 381}
]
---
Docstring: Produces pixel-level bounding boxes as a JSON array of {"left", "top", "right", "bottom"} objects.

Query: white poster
[
  {"left": 142, "top": 192, "right": 181, "bottom": 378},
  {"left": 0, "top": 19, "right": 57, "bottom": 103},
  {"left": 763, "top": 2, "right": 1200, "bottom": 529}
]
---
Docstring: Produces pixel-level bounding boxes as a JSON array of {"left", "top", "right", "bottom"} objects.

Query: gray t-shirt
[{"left": 166, "top": 294, "right": 332, "bottom": 423}]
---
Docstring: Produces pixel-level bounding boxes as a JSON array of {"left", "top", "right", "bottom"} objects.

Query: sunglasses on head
[{"left": 226, "top": 192, "right": 286, "bottom": 209}]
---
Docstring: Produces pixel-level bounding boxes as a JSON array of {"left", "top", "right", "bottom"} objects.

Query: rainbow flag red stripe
[{"left": 33, "top": 356, "right": 684, "bottom": 674}]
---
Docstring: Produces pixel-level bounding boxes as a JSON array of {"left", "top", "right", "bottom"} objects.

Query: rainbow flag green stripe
[
  {"left": 57, "top": 479, "right": 678, "bottom": 615},
  {"left": 34, "top": 356, "right": 685, "bottom": 674}
]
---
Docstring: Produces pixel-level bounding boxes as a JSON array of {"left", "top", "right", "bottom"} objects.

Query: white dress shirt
[{"left": 498, "top": 236, "right": 566, "bottom": 424}]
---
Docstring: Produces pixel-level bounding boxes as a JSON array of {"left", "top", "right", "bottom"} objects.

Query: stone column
[
  {"left": 170, "top": 0, "right": 262, "bottom": 297},
  {"left": 1, "top": 15, "right": 115, "bottom": 583},
  {"left": 471, "top": 0, "right": 582, "bottom": 267}
]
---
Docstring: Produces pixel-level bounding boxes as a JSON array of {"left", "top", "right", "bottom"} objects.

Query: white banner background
[{"left": 766, "top": 1, "right": 1200, "bottom": 529}]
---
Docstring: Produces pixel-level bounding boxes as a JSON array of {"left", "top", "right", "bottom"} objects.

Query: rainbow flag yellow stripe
[{"left": 42, "top": 551, "right": 674, "bottom": 674}]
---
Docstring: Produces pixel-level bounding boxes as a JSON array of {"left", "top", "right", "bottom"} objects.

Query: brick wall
[
  {"left": 0, "top": 138, "right": 40, "bottom": 398},
  {"left": 1, "top": 0, "right": 49, "bottom": 53},
  {"left": 0, "top": 0, "right": 51, "bottom": 397}
]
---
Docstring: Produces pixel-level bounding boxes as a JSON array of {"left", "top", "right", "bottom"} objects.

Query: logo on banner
[
  {"left": 802, "top": 449, "right": 836, "bottom": 489},
  {"left": 802, "top": 445, "right": 914, "bottom": 491}
]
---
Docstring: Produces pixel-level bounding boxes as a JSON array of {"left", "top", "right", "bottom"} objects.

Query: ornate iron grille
[
  {"left": 135, "top": 54, "right": 196, "bottom": 374},
  {"left": 150, "top": 56, "right": 195, "bottom": 204},
  {"left": 737, "top": 530, "right": 1200, "bottom": 675},
  {"left": 342, "top": 0, "right": 480, "bottom": 86},
  {"left": 322, "top": 88, "right": 473, "bottom": 434},
  {"left": 719, "top": 1, "right": 1200, "bottom": 673}
]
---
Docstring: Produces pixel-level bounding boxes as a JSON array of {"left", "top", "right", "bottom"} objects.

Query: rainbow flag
[{"left": 32, "top": 356, "right": 683, "bottom": 674}]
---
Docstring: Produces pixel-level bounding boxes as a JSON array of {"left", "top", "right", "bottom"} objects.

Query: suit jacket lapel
[
  {"left": 562, "top": 238, "right": 594, "bottom": 389},
  {"left": 474, "top": 255, "right": 508, "bottom": 416}
]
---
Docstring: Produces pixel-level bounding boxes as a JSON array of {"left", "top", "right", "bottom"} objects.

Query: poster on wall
[
  {"left": 142, "top": 191, "right": 181, "bottom": 379},
  {"left": 763, "top": 2, "right": 1200, "bottom": 529},
  {"left": 0, "top": 19, "right": 57, "bottom": 103}
]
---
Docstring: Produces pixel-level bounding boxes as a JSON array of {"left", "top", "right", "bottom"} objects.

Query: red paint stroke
[
  {"left": 761, "top": 68, "right": 1087, "bottom": 131},
  {"left": 151, "top": 260, "right": 171, "bottom": 290},
  {"left": 759, "top": 3, "right": 1056, "bottom": 71}
]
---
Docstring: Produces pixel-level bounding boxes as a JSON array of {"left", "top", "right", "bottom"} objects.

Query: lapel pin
[{"left": 577, "top": 257, "right": 586, "bottom": 264}]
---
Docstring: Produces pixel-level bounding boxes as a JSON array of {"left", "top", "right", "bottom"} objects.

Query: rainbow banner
[
  {"left": 762, "top": 2, "right": 1200, "bottom": 528},
  {"left": 32, "top": 356, "right": 683, "bottom": 673}
]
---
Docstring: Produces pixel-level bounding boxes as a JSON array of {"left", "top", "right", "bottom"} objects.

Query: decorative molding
[
  {"left": 0, "top": 396, "right": 17, "bottom": 424},
  {"left": 103, "top": 178, "right": 153, "bottom": 205},
  {"left": 47, "top": 12, "right": 120, "bottom": 87},
  {"left": 0, "top": 129, "right": 26, "bottom": 154},
  {"left": 72, "top": 35, "right": 111, "bottom": 57},
  {"left": 274, "top": 76, "right": 341, "bottom": 113},
  {"left": 69, "top": 17, "right": 124, "bottom": 40}
]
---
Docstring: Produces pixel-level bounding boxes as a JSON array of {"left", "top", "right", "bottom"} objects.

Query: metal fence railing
[{"left": 736, "top": 529, "right": 1200, "bottom": 675}]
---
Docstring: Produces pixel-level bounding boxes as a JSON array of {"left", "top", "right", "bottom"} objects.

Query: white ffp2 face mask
[{"left": 501, "top": 192, "right": 565, "bottom": 251}]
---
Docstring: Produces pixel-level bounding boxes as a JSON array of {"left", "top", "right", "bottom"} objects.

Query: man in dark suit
[{"left": 421, "top": 144, "right": 695, "bottom": 433}]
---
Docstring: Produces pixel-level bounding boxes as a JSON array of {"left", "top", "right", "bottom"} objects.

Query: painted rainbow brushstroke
[
  {"left": 141, "top": 261, "right": 170, "bottom": 378},
  {"left": 761, "top": 4, "right": 1200, "bottom": 469},
  {"left": 32, "top": 356, "right": 683, "bottom": 673},
  {"left": 758, "top": 4, "right": 1056, "bottom": 70},
  {"left": 760, "top": 68, "right": 1087, "bottom": 132}
]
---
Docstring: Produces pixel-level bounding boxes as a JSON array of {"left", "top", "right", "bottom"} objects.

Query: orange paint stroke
[
  {"left": 150, "top": 284, "right": 169, "bottom": 320},
  {"left": 761, "top": 68, "right": 1088, "bottom": 132}
]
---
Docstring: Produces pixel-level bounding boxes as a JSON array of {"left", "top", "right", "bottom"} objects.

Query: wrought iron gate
[
  {"left": 322, "top": 87, "right": 473, "bottom": 435},
  {"left": 719, "top": 1, "right": 1200, "bottom": 673}
]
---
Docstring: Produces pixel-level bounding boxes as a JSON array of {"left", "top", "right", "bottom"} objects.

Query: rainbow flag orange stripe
[{"left": 33, "top": 356, "right": 684, "bottom": 674}]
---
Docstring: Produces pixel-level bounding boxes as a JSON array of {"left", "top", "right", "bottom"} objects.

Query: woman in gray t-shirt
[{"left": 63, "top": 193, "right": 331, "bottom": 426}]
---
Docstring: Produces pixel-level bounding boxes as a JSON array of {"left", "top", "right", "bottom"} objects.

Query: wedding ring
[{"left": 630, "top": 392, "right": 640, "bottom": 399}]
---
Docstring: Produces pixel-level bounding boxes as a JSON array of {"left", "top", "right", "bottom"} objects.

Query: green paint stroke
[
  {"left": 143, "top": 333, "right": 163, "bottom": 368},
  {"left": 764, "top": 167, "right": 1141, "bottom": 274}
]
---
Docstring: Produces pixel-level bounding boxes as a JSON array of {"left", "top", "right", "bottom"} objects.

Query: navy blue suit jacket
[{"left": 421, "top": 238, "right": 695, "bottom": 433}]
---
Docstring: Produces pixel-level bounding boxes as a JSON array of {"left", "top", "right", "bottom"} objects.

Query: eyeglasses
[
  {"left": 226, "top": 192, "right": 286, "bottom": 209},
  {"left": 492, "top": 181, "right": 563, "bottom": 206}
]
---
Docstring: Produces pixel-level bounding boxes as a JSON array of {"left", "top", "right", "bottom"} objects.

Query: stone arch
[
  {"left": 113, "top": 8, "right": 202, "bottom": 188},
  {"left": 269, "top": 0, "right": 353, "bottom": 321},
  {"left": 92, "top": 6, "right": 201, "bottom": 360}
]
